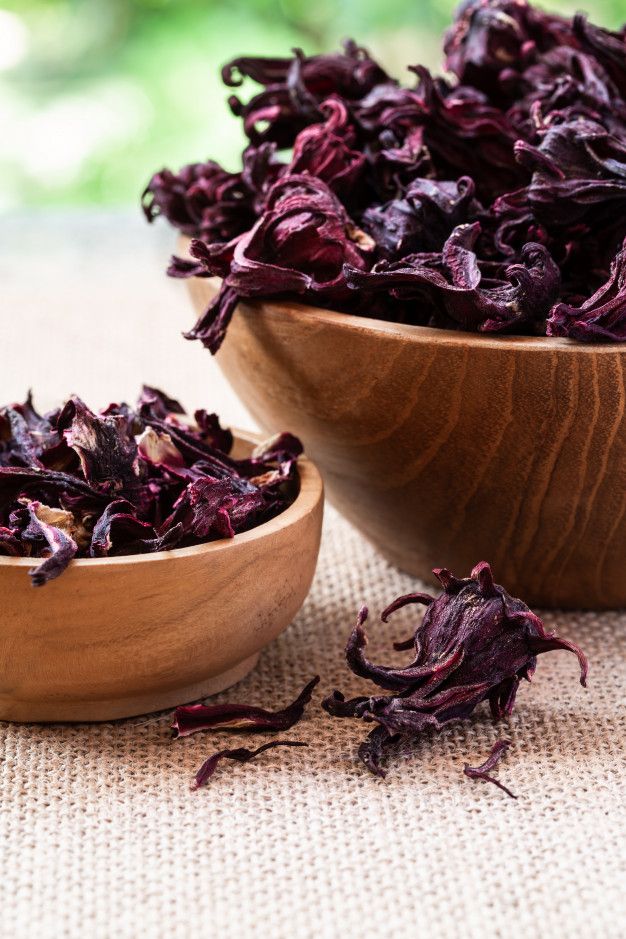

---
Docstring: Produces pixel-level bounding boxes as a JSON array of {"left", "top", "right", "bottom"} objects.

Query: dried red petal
[
  {"left": 463, "top": 739, "right": 517, "bottom": 799},
  {"left": 58, "top": 397, "right": 139, "bottom": 492},
  {"left": 547, "top": 238, "right": 626, "bottom": 341},
  {"left": 192, "top": 740, "right": 308, "bottom": 789},
  {"left": 358, "top": 726, "right": 400, "bottom": 779},
  {"left": 23, "top": 501, "right": 78, "bottom": 587},
  {"left": 172, "top": 676, "right": 320, "bottom": 738}
]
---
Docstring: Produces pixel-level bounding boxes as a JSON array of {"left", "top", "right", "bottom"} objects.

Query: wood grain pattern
[
  {"left": 185, "top": 264, "right": 626, "bottom": 609},
  {"left": 0, "top": 437, "right": 323, "bottom": 722}
]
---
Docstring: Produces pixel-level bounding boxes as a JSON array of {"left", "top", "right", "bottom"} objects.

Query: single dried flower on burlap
[{"left": 323, "top": 562, "right": 587, "bottom": 782}]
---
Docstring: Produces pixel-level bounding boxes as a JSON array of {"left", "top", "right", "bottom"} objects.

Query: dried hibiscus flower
[
  {"left": 172, "top": 676, "right": 320, "bottom": 737},
  {"left": 0, "top": 388, "right": 302, "bottom": 586},
  {"left": 145, "top": 0, "right": 626, "bottom": 347},
  {"left": 344, "top": 223, "right": 561, "bottom": 333},
  {"left": 323, "top": 562, "right": 587, "bottom": 785},
  {"left": 547, "top": 238, "right": 626, "bottom": 341}
]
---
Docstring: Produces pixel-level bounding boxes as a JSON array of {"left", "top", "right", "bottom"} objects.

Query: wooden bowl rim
[
  {"left": 246, "top": 295, "right": 626, "bottom": 354},
  {"left": 0, "top": 432, "right": 323, "bottom": 573},
  {"left": 178, "top": 237, "right": 626, "bottom": 355}
]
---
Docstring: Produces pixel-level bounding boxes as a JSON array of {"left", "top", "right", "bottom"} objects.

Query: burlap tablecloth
[{"left": 1, "top": 213, "right": 625, "bottom": 938}]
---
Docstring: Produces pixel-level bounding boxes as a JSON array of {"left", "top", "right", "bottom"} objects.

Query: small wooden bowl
[
  {"left": 184, "top": 264, "right": 626, "bottom": 609},
  {"left": 0, "top": 436, "right": 323, "bottom": 722}
]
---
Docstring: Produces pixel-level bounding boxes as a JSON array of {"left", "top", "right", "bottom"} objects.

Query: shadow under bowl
[
  {"left": 184, "top": 264, "right": 626, "bottom": 610},
  {"left": 0, "top": 435, "right": 323, "bottom": 722}
]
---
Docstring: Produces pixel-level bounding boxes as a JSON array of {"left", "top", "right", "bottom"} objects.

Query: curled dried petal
[
  {"left": 345, "top": 606, "right": 465, "bottom": 693},
  {"left": 172, "top": 676, "right": 319, "bottom": 737},
  {"left": 59, "top": 397, "right": 139, "bottom": 492},
  {"left": 192, "top": 740, "right": 308, "bottom": 789},
  {"left": 358, "top": 726, "right": 400, "bottom": 779},
  {"left": 463, "top": 739, "right": 517, "bottom": 799},
  {"left": 24, "top": 501, "right": 78, "bottom": 586},
  {"left": 345, "top": 225, "right": 561, "bottom": 332},
  {"left": 547, "top": 239, "right": 626, "bottom": 341},
  {"left": 381, "top": 591, "right": 434, "bottom": 621}
]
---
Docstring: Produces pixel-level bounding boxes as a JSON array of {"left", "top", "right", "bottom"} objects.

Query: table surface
[{"left": 2, "top": 212, "right": 625, "bottom": 939}]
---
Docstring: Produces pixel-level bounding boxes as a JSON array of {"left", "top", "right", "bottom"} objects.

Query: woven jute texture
[{"left": 1, "top": 505, "right": 625, "bottom": 939}]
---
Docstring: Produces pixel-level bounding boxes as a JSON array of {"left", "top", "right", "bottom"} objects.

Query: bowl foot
[{"left": 0, "top": 652, "right": 262, "bottom": 724}]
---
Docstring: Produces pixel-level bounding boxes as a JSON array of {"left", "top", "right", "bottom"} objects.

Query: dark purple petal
[
  {"left": 381, "top": 591, "right": 434, "bottom": 652},
  {"left": 252, "top": 432, "right": 303, "bottom": 464},
  {"left": 0, "top": 394, "right": 69, "bottom": 471},
  {"left": 142, "top": 161, "right": 256, "bottom": 241},
  {"left": 184, "top": 478, "right": 235, "bottom": 538},
  {"left": 182, "top": 283, "right": 240, "bottom": 355},
  {"left": 574, "top": 14, "right": 626, "bottom": 99},
  {"left": 488, "top": 675, "right": 521, "bottom": 720},
  {"left": 193, "top": 410, "right": 234, "bottom": 454},
  {"left": 225, "top": 175, "right": 372, "bottom": 298},
  {"left": 59, "top": 397, "right": 139, "bottom": 492},
  {"left": 547, "top": 239, "right": 626, "bottom": 341},
  {"left": 344, "top": 606, "right": 464, "bottom": 693},
  {"left": 514, "top": 119, "right": 626, "bottom": 227},
  {"left": 90, "top": 501, "right": 184, "bottom": 557},
  {"left": 0, "top": 526, "right": 24, "bottom": 556},
  {"left": 444, "top": 0, "right": 575, "bottom": 93},
  {"left": 0, "top": 466, "right": 109, "bottom": 508},
  {"left": 222, "top": 42, "right": 390, "bottom": 148},
  {"left": 357, "top": 726, "right": 400, "bottom": 778},
  {"left": 137, "top": 385, "right": 186, "bottom": 420},
  {"left": 172, "top": 676, "right": 319, "bottom": 738},
  {"left": 463, "top": 739, "right": 517, "bottom": 799},
  {"left": 1, "top": 408, "right": 43, "bottom": 468},
  {"left": 345, "top": 226, "right": 561, "bottom": 332},
  {"left": 24, "top": 501, "right": 78, "bottom": 586},
  {"left": 192, "top": 740, "right": 308, "bottom": 789},
  {"left": 288, "top": 98, "right": 366, "bottom": 204},
  {"left": 321, "top": 690, "right": 370, "bottom": 719},
  {"left": 410, "top": 67, "right": 525, "bottom": 199},
  {"left": 361, "top": 176, "right": 481, "bottom": 260},
  {"left": 166, "top": 255, "right": 209, "bottom": 279}
]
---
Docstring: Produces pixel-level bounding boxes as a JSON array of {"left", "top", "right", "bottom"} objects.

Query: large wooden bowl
[
  {"left": 185, "top": 271, "right": 626, "bottom": 609},
  {"left": 0, "top": 437, "right": 323, "bottom": 722}
]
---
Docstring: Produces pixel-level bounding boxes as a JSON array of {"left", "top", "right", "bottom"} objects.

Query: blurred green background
[{"left": 1, "top": 0, "right": 624, "bottom": 209}]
